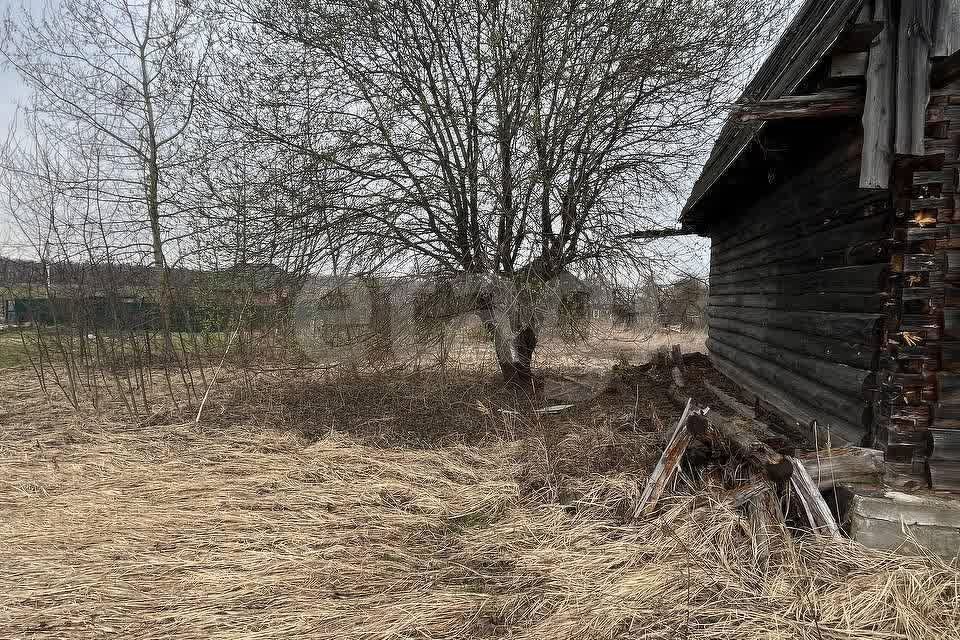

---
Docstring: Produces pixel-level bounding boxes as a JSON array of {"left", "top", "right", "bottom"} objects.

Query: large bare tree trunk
[
  {"left": 365, "top": 279, "right": 393, "bottom": 358},
  {"left": 476, "top": 276, "right": 538, "bottom": 387}
]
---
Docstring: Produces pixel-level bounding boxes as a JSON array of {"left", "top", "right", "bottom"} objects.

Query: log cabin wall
[
  {"left": 706, "top": 126, "right": 891, "bottom": 447},
  {"left": 684, "top": 0, "right": 960, "bottom": 492},
  {"left": 884, "top": 78, "right": 960, "bottom": 491}
]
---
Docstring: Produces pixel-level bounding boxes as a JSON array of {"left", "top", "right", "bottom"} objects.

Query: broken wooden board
[
  {"left": 637, "top": 398, "right": 693, "bottom": 516},
  {"left": 789, "top": 456, "right": 842, "bottom": 539},
  {"left": 534, "top": 404, "right": 575, "bottom": 415},
  {"left": 846, "top": 491, "right": 960, "bottom": 559}
]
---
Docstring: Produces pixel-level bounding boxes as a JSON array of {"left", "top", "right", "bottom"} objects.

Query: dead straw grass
[{"left": 1, "top": 368, "right": 958, "bottom": 640}]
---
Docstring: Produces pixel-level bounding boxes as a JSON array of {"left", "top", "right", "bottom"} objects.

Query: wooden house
[{"left": 681, "top": 0, "right": 960, "bottom": 491}]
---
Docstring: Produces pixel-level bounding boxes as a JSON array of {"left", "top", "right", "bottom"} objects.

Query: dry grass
[{"left": 1, "top": 367, "right": 959, "bottom": 640}]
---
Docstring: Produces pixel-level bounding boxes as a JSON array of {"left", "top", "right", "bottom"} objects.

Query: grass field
[
  {"left": 0, "top": 331, "right": 36, "bottom": 368},
  {"left": 2, "top": 361, "right": 959, "bottom": 639}
]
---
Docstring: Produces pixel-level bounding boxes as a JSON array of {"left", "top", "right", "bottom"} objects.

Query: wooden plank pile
[
  {"left": 638, "top": 345, "right": 960, "bottom": 557},
  {"left": 638, "top": 350, "right": 847, "bottom": 537}
]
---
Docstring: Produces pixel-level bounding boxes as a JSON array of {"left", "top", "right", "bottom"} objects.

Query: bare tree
[
  {"left": 222, "top": 0, "right": 787, "bottom": 384},
  {"left": 1, "top": 0, "right": 213, "bottom": 356}
]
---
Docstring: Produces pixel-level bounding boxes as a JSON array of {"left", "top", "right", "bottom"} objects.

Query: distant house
[{"left": 680, "top": 1, "right": 960, "bottom": 489}]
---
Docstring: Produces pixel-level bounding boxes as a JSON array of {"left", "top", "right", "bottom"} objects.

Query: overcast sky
[{"left": 0, "top": 1, "right": 45, "bottom": 137}]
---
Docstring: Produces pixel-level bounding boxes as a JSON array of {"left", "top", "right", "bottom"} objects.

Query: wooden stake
[{"left": 637, "top": 398, "right": 693, "bottom": 516}]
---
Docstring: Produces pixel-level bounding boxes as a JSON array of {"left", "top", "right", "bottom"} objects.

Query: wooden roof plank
[{"left": 681, "top": 0, "right": 867, "bottom": 228}]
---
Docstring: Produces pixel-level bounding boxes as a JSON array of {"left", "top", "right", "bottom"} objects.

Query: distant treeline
[{"left": 4, "top": 296, "right": 279, "bottom": 332}]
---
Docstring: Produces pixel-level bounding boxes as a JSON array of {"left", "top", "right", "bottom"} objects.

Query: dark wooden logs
[
  {"left": 709, "top": 317, "right": 877, "bottom": 370},
  {"left": 708, "top": 348, "right": 867, "bottom": 444},
  {"left": 708, "top": 292, "right": 886, "bottom": 313},
  {"left": 709, "top": 264, "right": 889, "bottom": 296},
  {"left": 706, "top": 308, "right": 883, "bottom": 344},
  {"left": 709, "top": 151, "right": 883, "bottom": 250},
  {"left": 711, "top": 214, "right": 890, "bottom": 274},
  {"left": 733, "top": 90, "right": 864, "bottom": 122},
  {"left": 708, "top": 329, "right": 876, "bottom": 398}
]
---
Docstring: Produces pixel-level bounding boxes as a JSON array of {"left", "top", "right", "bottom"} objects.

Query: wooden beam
[
  {"left": 861, "top": 0, "right": 896, "bottom": 188},
  {"left": 621, "top": 228, "right": 690, "bottom": 240},
  {"left": 734, "top": 91, "right": 864, "bottom": 122},
  {"left": 797, "top": 447, "right": 885, "bottom": 489},
  {"left": 933, "top": 0, "right": 960, "bottom": 58},
  {"left": 895, "top": 1, "right": 936, "bottom": 156},
  {"left": 832, "top": 21, "right": 885, "bottom": 53},
  {"left": 829, "top": 51, "right": 869, "bottom": 79},
  {"left": 932, "top": 48, "right": 960, "bottom": 88},
  {"left": 695, "top": 405, "right": 795, "bottom": 481}
]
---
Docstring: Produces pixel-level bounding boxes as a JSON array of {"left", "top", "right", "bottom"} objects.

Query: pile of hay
[{"left": 1, "top": 373, "right": 958, "bottom": 639}]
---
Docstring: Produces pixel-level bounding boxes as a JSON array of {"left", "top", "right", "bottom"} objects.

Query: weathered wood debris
[
  {"left": 638, "top": 344, "right": 960, "bottom": 557},
  {"left": 639, "top": 346, "right": 841, "bottom": 535}
]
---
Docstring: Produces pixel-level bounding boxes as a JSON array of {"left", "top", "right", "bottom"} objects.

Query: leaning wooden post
[
  {"left": 637, "top": 398, "right": 693, "bottom": 516},
  {"left": 789, "top": 456, "right": 842, "bottom": 539}
]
